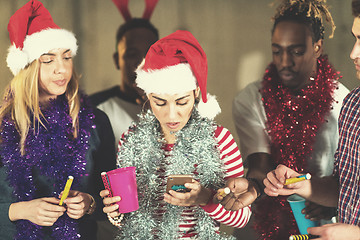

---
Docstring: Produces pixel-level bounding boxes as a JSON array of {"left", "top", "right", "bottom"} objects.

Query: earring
[{"left": 315, "top": 46, "right": 320, "bottom": 52}]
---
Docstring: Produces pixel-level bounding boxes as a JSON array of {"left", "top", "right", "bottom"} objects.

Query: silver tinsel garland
[{"left": 115, "top": 109, "right": 235, "bottom": 240}]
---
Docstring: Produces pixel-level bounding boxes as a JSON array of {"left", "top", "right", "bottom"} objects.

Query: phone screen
[{"left": 166, "top": 175, "right": 193, "bottom": 193}]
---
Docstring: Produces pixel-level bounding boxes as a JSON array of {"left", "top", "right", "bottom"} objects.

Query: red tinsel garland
[{"left": 253, "top": 55, "right": 339, "bottom": 239}]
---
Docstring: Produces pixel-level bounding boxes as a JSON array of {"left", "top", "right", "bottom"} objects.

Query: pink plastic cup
[{"left": 107, "top": 167, "right": 139, "bottom": 213}]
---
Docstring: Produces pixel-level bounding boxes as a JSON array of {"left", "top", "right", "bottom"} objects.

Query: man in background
[
  {"left": 90, "top": 2, "right": 159, "bottom": 239},
  {"left": 90, "top": 18, "right": 159, "bottom": 145}
]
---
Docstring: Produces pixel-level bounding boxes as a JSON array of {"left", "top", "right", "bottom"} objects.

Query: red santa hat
[
  {"left": 136, "top": 30, "right": 221, "bottom": 119},
  {"left": 6, "top": 0, "right": 78, "bottom": 76}
]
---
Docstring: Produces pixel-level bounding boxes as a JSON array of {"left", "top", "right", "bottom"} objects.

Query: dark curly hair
[{"left": 272, "top": 0, "right": 336, "bottom": 43}]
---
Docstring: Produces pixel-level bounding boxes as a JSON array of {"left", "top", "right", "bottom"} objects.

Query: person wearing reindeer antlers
[
  {"left": 100, "top": 30, "right": 251, "bottom": 239},
  {"left": 90, "top": 1, "right": 159, "bottom": 238},
  {"left": 90, "top": 0, "right": 159, "bottom": 146},
  {"left": 0, "top": 0, "right": 116, "bottom": 239}
]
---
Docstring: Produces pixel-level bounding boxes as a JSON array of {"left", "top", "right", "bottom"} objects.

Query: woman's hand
[
  {"left": 9, "top": 197, "right": 66, "bottom": 226},
  {"left": 164, "top": 179, "right": 212, "bottom": 207},
  {"left": 214, "top": 177, "right": 257, "bottom": 211},
  {"left": 100, "top": 189, "right": 122, "bottom": 218},
  {"left": 62, "top": 190, "right": 94, "bottom": 219}
]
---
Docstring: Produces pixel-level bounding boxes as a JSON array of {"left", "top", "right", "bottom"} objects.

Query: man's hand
[
  {"left": 264, "top": 164, "right": 309, "bottom": 197},
  {"left": 214, "top": 177, "right": 258, "bottom": 211},
  {"left": 303, "top": 201, "right": 336, "bottom": 221},
  {"left": 308, "top": 223, "right": 360, "bottom": 240}
]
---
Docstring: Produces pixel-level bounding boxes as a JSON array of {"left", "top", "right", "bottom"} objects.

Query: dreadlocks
[{"left": 272, "top": 0, "right": 336, "bottom": 42}]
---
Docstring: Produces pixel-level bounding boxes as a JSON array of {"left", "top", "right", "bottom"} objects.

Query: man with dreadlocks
[
  {"left": 263, "top": 0, "right": 360, "bottom": 239},
  {"left": 225, "top": 0, "right": 350, "bottom": 239}
]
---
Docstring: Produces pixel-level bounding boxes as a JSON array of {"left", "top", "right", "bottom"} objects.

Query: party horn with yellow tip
[
  {"left": 59, "top": 176, "right": 74, "bottom": 206},
  {"left": 285, "top": 173, "right": 311, "bottom": 185},
  {"left": 219, "top": 187, "right": 231, "bottom": 197},
  {"left": 289, "top": 234, "right": 319, "bottom": 240}
]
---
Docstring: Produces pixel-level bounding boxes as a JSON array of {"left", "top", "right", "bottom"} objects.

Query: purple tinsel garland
[{"left": 0, "top": 94, "right": 94, "bottom": 240}]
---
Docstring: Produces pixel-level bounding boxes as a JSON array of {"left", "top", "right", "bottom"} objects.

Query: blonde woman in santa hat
[
  {"left": 0, "top": 0, "right": 116, "bottom": 239},
  {"left": 100, "top": 30, "right": 252, "bottom": 239}
]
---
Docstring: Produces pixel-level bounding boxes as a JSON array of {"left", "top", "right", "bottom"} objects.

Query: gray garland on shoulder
[{"left": 116, "top": 109, "right": 235, "bottom": 240}]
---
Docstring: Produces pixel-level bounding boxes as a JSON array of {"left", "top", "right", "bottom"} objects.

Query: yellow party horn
[
  {"left": 219, "top": 187, "right": 231, "bottom": 197},
  {"left": 289, "top": 234, "right": 319, "bottom": 240},
  {"left": 59, "top": 176, "right": 74, "bottom": 206},
  {"left": 285, "top": 173, "right": 311, "bottom": 185}
]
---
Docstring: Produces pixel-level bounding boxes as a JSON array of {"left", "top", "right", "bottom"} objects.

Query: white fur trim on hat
[
  {"left": 6, "top": 28, "right": 77, "bottom": 75},
  {"left": 197, "top": 93, "right": 221, "bottom": 119},
  {"left": 6, "top": 45, "right": 29, "bottom": 75},
  {"left": 136, "top": 63, "right": 197, "bottom": 95}
]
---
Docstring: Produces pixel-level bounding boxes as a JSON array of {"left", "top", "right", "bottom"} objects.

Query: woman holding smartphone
[
  {"left": 101, "top": 30, "right": 251, "bottom": 239},
  {"left": 0, "top": 1, "right": 115, "bottom": 239}
]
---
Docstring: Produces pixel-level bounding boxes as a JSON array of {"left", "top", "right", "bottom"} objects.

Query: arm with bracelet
[
  {"left": 232, "top": 84, "right": 277, "bottom": 208},
  {"left": 101, "top": 172, "right": 124, "bottom": 227},
  {"left": 216, "top": 153, "right": 272, "bottom": 211}
]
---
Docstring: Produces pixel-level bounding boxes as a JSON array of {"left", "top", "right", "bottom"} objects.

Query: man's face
[
  {"left": 271, "top": 21, "right": 321, "bottom": 91},
  {"left": 115, "top": 28, "right": 158, "bottom": 98},
  {"left": 350, "top": 17, "right": 360, "bottom": 79}
]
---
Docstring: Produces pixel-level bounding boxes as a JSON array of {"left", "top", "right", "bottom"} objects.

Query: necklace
[
  {"left": 254, "top": 55, "right": 339, "bottom": 239},
  {"left": 115, "top": 109, "right": 234, "bottom": 239}
]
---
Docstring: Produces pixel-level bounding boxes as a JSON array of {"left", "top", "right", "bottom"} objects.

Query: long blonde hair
[{"left": 0, "top": 59, "right": 81, "bottom": 155}]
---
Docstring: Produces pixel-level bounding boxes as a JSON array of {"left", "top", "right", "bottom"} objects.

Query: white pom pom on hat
[
  {"left": 197, "top": 94, "right": 221, "bottom": 120},
  {"left": 6, "top": 45, "right": 29, "bottom": 76},
  {"left": 136, "top": 30, "right": 221, "bottom": 119},
  {"left": 6, "top": 0, "right": 77, "bottom": 76}
]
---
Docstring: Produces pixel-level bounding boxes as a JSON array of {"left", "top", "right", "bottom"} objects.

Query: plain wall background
[{"left": 0, "top": 0, "right": 356, "bottom": 145}]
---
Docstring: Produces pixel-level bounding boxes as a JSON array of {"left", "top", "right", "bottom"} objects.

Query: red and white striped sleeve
[
  {"left": 116, "top": 126, "right": 135, "bottom": 161},
  {"left": 200, "top": 125, "right": 251, "bottom": 228},
  {"left": 116, "top": 132, "right": 126, "bottom": 154}
]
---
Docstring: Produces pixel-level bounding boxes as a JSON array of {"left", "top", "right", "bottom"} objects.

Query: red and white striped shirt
[{"left": 118, "top": 125, "right": 251, "bottom": 238}]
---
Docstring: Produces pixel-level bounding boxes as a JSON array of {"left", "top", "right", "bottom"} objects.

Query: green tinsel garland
[{"left": 116, "top": 109, "right": 235, "bottom": 240}]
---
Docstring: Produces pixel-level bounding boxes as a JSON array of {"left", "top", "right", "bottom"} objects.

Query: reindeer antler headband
[{"left": 112, "top": 0, "right": 159, "bottom": 21}]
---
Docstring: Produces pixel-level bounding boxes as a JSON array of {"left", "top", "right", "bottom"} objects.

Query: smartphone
[{"left": 166, "top": 174, "right": 193, "bottom": 194}]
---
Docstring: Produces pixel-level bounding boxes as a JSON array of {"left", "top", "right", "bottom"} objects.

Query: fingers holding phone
[{"left": 164, "top": 175, "right": 212, "bottom": 206}]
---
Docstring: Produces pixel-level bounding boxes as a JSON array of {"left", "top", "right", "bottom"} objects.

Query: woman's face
[
  {"left": 148, "top": 89, "right": 199, "bottom": 140},
  {"left": 38, "top": 48, "right": 73, "bottom": 102}
]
